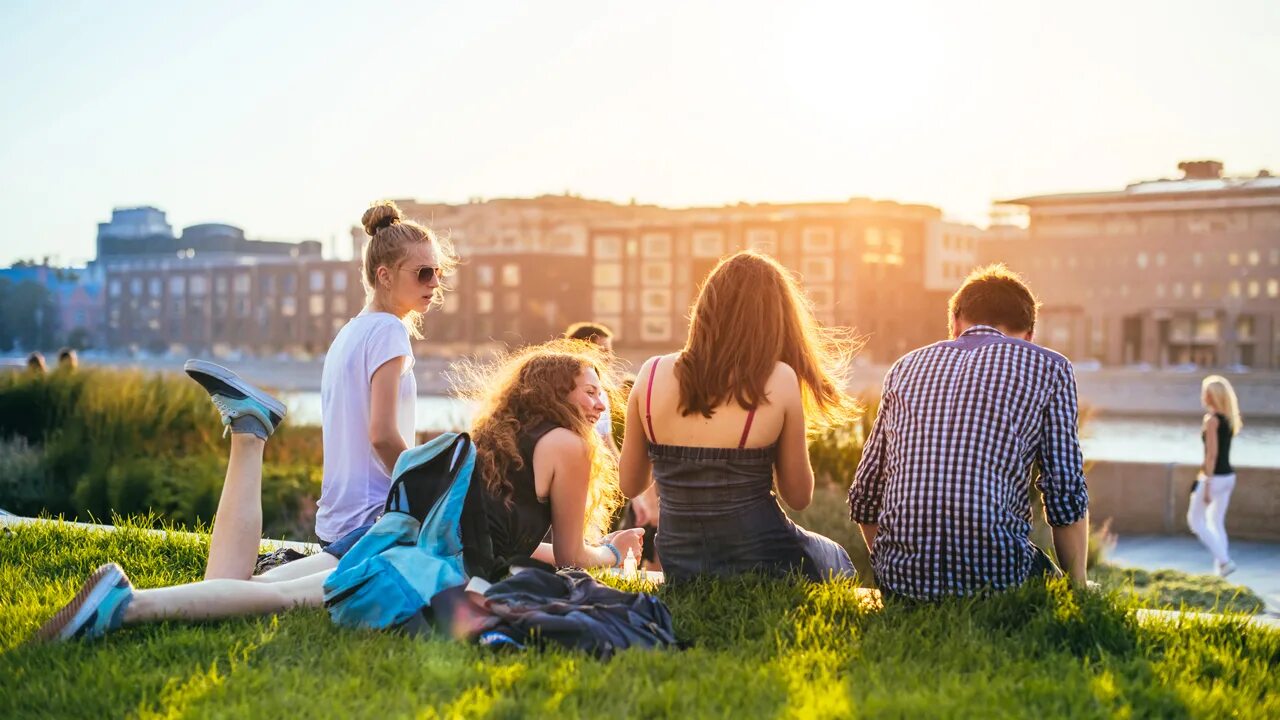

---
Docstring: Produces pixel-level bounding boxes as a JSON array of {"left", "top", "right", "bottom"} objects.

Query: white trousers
[{"left": 1186, "top": 473, "right": 1236, "bottom": 565}]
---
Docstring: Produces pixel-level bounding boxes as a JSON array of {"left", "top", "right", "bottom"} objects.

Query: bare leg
[
  {"left": 204, "top": 434, "right": 266, "bottom": 581},
  {"left": 123, "top": 557, "right": 337, "bottom": 625},
  {"left": 251, "top": 552, "right": 339, "bottom": 583}
]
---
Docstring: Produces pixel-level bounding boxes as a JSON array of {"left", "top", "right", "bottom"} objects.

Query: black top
[
  {"left": 1202, "top": 412, "right": 1234, "bottom": 475},
  {"left": 461, "top": 422, "right": 557, "bottom": 580}
]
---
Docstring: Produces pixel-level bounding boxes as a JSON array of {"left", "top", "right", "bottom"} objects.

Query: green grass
[{"left": 2, "top": 520, "right": 1278, "bottom": 719}]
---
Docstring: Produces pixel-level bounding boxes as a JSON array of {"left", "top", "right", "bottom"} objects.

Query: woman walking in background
[{"left": 1188, "top": 375, "right": 1243, "bottom": 577}]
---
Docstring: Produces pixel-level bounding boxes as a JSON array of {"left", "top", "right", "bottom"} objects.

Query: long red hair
[{"left": 675, "top": 251, "right": 860, "bottom": 432}]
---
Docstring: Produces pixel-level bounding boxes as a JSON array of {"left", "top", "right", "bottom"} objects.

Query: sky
[{"left": 1, "top": 0, "right": 1278, "bottom": 266}]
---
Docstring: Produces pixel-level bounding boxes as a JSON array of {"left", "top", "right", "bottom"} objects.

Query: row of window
[
  {"left": 107, "top": 269, "right": 350, "bottom": 298},
  {"left": 1076, "top": 278, "right": 1280, "bottom": 300},
  {"left": 1037, "top": 210, "right": 1280, "bottom": 238},
  {"left": 111, "top": 293, "right": 350, "bottom": 319},
  {"left": 592, "top": 227, "right": 901, "bottom": 260}
]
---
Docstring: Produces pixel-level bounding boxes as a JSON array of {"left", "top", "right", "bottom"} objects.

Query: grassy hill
[{"left": 2, "top": 519, "right": 1277, "bottom": 719}]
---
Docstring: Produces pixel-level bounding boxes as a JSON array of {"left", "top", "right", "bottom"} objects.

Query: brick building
[
  {"left": 371, "top": 195, "right": 948, "bottom": 362},
  {"left": 984, "top": 161, "right": 1280, "bottom": 369}
]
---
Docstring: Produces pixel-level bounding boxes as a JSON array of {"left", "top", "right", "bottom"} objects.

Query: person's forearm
[
  {"left": 544, "top": 541, "right": 618, "bottom": 569},
  {"left": 858, "top": 523, "right": 878, "bottom": 552},
  {"left": 372, "top": 434, "right": 408, "bottom": 475},
  {"left": 1051, "top": 514, "right": 1089, "bottom": 586}
]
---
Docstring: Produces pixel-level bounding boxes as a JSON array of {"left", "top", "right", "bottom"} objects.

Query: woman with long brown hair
[
  {"left": 33, "top": 341, "right": 641, "bottom": 643},
  {"left": 619, "top": 250, "right": 860, "bottom": 582}
]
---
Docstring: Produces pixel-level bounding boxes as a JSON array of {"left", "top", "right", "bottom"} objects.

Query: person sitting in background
[
  {"left": 25, "top": 352, "right": 46, "bottom": 374},
  {"left": 620, "top": 251, "right": 858, "bottom": 582},
  {"left": 1187, "top": 374, "right": 1243, "bottom": 577},
  {"left": 565, "top": 321, "right": 660, "bottom": 570},
  {"left": 56, "top": 347, "right": 78, "bottom": 371},
  {"left": 848, "top": 265, "right": 1090, "bottom": 601}
]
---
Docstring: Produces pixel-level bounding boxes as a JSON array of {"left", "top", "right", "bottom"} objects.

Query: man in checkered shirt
[{"left": 848, "top": 265, "right": 1090, "bottom": 600}]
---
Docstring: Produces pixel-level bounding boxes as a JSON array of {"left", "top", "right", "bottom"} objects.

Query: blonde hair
[
  {"left": 1202, "top": 375, "right": 1243, "bottom": 435},
  {"left": 452, "top": 340, "right": 622, "bottom": 540},
  {"left": 360, "top": 200, "right": 458, "bottom": 339}
]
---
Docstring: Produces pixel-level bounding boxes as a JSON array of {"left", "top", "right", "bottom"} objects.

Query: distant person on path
[
  {"left": 620, "top": 251, "right": 858, "bottom": 582},
  {"left": 1187, "top": 375, "right": 1242, "bottom": 577},
  {"left": 315, "top": 200, "right": 456, "bottom": 548},
  {"left": 31, "top": 341, "right": 642, "bottom": 642},
  {"left": 56, "top": 347, "right": 79, "bottom": 371},
  {"left": 848, "top": 265, "right": 1091, "bottom": 601},
  {"left": 25, "top": 352, "right": 46, "bottom": 374},
  {"left": 565, "top": 321, "right": 660, "bottom": 570}
]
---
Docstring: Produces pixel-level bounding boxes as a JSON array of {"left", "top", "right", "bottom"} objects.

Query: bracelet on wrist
[{"left": 600, "top": 542, "right": 622, "bottom": 568}]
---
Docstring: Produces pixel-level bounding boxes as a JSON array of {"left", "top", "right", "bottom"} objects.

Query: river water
[{"left": 284, "top": 393, "right": 1279, "bottom": 469}]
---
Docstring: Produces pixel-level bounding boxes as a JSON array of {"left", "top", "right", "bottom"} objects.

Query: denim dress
[{"left": 642, "top": 359, "right": 854, "bottom": 583}]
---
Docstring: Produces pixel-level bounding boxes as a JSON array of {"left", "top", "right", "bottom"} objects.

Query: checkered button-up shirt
[{"left": 848, "top": 326, "right": 1089, "bottom": 600}]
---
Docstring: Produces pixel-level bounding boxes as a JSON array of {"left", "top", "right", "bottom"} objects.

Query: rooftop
[{"left": 1002, "top": 161, "right": 1280, "bottom": 208}]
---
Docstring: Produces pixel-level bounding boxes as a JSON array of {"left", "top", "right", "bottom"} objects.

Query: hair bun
[{"left": 362, "top": 201, "right": 403, "bottom": 236}]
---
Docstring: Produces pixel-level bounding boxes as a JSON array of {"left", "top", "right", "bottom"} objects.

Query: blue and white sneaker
[
  {"left": 32, "top": 563, "right": 134, "bottom": 643},
  {"left": 183, "top": 359, "right": 286, "bottom": 439}
]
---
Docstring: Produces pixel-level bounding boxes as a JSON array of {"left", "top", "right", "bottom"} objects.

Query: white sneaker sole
[
  {"left": 32, "top": 563, "right": 126, "bottom": 643},
  {"left": 183, "top": 359, "right": 287, "bottom": 420}
]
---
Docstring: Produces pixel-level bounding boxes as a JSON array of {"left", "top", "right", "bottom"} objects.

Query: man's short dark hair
[
  {"left": 564, "top": 322, "right": 613, "bottom": 344},
  {"left": 948, "top": 264, "right": 1040, "bottom": 336}
]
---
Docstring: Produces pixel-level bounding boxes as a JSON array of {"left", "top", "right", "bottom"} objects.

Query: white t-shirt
[{"left": 315, "top": 311, "right": 416, "bottom": 542}]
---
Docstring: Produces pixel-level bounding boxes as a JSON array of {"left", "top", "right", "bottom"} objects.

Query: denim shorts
[{"left": 321, "top": 523, "right": 374, "bottom": 559}]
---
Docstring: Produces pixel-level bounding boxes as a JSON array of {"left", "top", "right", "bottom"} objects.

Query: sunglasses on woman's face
[{"left": 405, "top": 266, "right": 440, "bottom": 284}]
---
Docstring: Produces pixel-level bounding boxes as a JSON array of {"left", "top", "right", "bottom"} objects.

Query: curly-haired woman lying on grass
[{"left": 32, "top": 341, "right": 642, "bottom": 643}]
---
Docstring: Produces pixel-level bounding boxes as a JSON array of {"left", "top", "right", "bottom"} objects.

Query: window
[
  {"left": 1237, "top": 316, "right": 1256, "bottom": 342},
  {"left": 1228, "top": 252, "right": 1240, "bottom": 266},
  {"left": 863, "top": 227, "right": 882, "bottom": 263},
  {"left": 1155, "top": 283, "right": 1165, "bottom": 298},
  {"left": 501, "top": 264, "right": 520, "bottom": 287},
  {"left": 1136, "top": 253, "right": 1149, "bottom": 269},
  {"left": 476, "top": 265, "right": 494, "bottom": 287},
  {"left": 802, "top": 227, "right": 835, "bottom": 254},
  {"left": 169, "top": 276, "right": 185, "bottom": 297},
  {"left": 475, "top": 291, "right": 493, "bottom": 314},
  {"left": 642, "top": 289, "right": 671, "bottom": 314},
  {"left": 801, "top": 257, "right": 834, "bottom": 283},
  {"left": 1192, "top": 252, "right": 1203, "bottom": 267},
  {"left": 593, "top": 290, "right": 622, "bottom": 315},
  {"left": 502, "top": 292, "right": 520, "bottom": 313},
  {"left": 746, "top": 228, "right": 778, "bottom": 254},
  {"left": 109, "top": 279, "right": 121, "bottom": 297},
  {"left": 332, "top": 295, "right": 347, "bottom": 315},
  {"left": 1247, "top": 280, "right": 1260, "bottom": 298},
  {"left": 808, "top": 286, "right": 835, "bottom": 311},
  {"left": 1191, "top": 282, "right": 1203, "bottom": 299},
  {"left": 594, "top": 263, "right": 623, "bottom": 287},
  {"left": 640, "top": 316, "right": 672, "bottom": 342},
  {"left": 233, "top": 274, "right": 250, "bottom": 294},
  {"left": 149, "top": 278, "right": 162, "bottom": 297},
  {"left": 594, "top": 235, "right": 623, "bottom": 260},
  {"left": 642, "top": 262, "right": 672, "bottom": 286},
  {"left": 310, "top": 270, "right": 325, "bottom": 292},
  {"left": 130, "top": 278, "right": 143, "bottom": 295},
  {"left": 309, "top": 295, "right": 324, "bottom": 316},
  {"left": 190, "top": 276, "right": 208, "bottom": 295},
  {"left": 1228, "top": 280, "right": 1241, "bottom": 298},
  {"left": 282, "top": 274, "right": 297, "bottom": 294},
  {"left": 441, "top": 292, "right": 458, "bottom": 314},
  {"left": 1155, "top": 252, "right": 1166, "bottom": 267},
  {"left": 642, "top": 233, "right": 672, "bottom": 258},
  {"left": 332, "top": 270, "right": 348, "bottom": 291},
  {"left": 1172, "top": 283, "right": 1184, "bottom": 299},
  {"left": 1248, "top": 250, "right": 1261, "bottom": 266},
  {"left": 281, "top": 297, "right": 297, "bottom": 317},
  {"left": 1267, "top": 279, "right": 1279, "bottom": 298},
  {"left": 885, "top": 229, "right": 904, "bottom": 265},
  {"left": 691, "top": 231, "right": 724, "bottom": 258}
]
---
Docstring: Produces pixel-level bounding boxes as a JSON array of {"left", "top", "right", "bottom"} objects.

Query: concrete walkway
[{"left": 1108, "top": 534, "right": 1280, "bottom": 615}]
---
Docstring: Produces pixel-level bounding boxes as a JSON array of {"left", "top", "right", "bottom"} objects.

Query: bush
[{"left": 0, "top": 367, "right": 323, "bottom": 539}]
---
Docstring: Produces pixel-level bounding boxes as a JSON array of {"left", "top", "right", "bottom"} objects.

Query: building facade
[
  {"left": 984, "top": 161, "right": 1280, "bottom": 369},
  {"left": 367, "top": 195, "right": 947, "bottom": 362},
  {"left": 101, "top": 208, "right": 357, "bottom": 356}
]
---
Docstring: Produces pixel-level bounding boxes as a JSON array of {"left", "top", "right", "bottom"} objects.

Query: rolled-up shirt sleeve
[
  {"left": 848, "top": 365, "right": 896, "bottom": 524},
  {"left": 1036, "top": 362, "right": 1089, "bottom": 527}
]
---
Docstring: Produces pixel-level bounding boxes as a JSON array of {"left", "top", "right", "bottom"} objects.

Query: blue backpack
[{"left": 322, "top": 432, "right": 476, "bottom": 630}]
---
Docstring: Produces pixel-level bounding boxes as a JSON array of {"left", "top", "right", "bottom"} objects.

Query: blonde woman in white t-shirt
[{"left": 28, "top": 200, "right": 456, "bottom": 641}]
